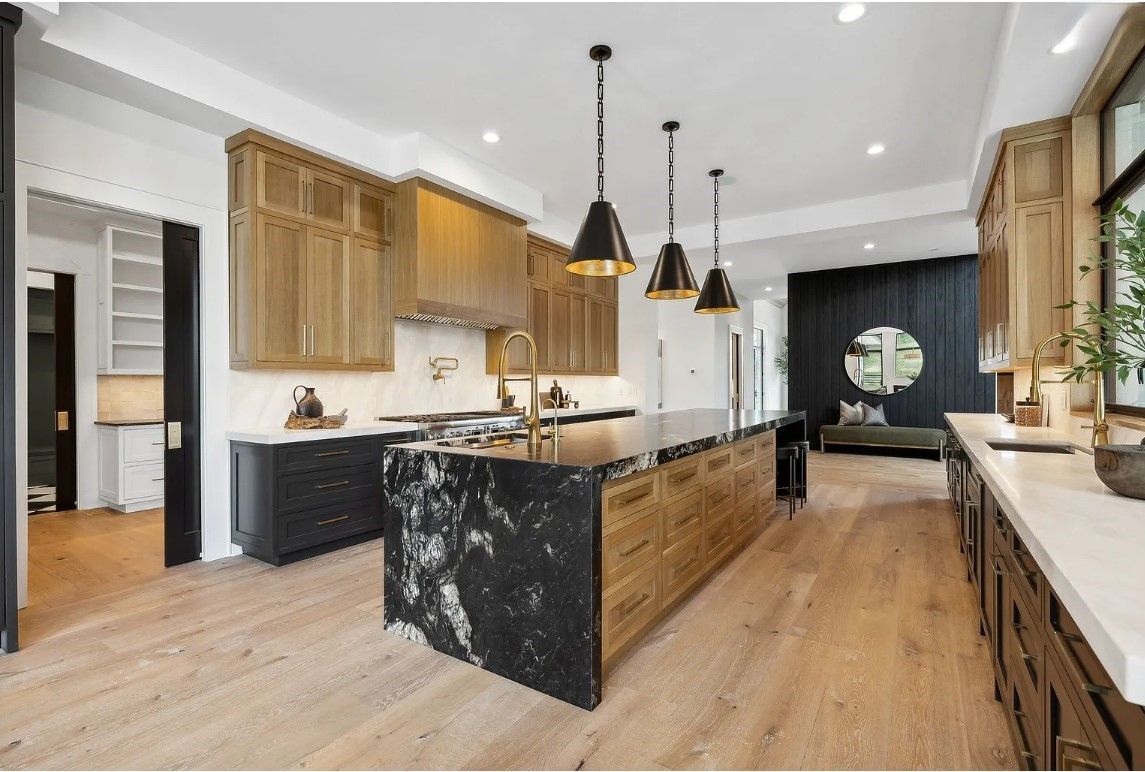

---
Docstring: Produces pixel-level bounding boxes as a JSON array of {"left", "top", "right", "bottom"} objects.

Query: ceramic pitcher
[{"left": 293, "top": 385, "right": 324, "bottom": 418}]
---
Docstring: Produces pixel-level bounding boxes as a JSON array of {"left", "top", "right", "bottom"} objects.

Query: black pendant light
[
  {"left": 645, "top": 121, "right": 700, "bottom": 299},
  {"left": 567, "top": 44, "right": 636, "bottom": 278},
  {"left": 694, "top": 169, "right": 740, "bottom": 314}
]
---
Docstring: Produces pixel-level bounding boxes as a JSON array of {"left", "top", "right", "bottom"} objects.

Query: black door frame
[
  {"left": 1, "top": 3, "right": 22, "bottom": 653},
  {"left": 53, "top": 273, "right": 77, "bottom": 512}
]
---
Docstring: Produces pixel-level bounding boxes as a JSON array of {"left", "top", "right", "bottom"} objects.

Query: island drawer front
[
  {"left": 1047, "top": 588, "right": 1145, "bottom": 770},
  {"left": 759, "top": 484, "right": 776, "bottom": 517},
  {"left": 276, "top": 439, "right": 378, "bottom": 474},
  {"left": 277, "top": 500, "right": 381, "bottom": 554},
  {"left": 1006, "top": 584, "right": 1045, "bottom": 722},
  {"left": 661, "top": 533, "right": 704, "bottom": 607},
  {"left": 602, "top": 561, "right": 661, "bottom": 661},
  {"left": 661, "top": 456, "right": 704, "bottom": 500},
  {"left": 276, "top": 464, "right": 380, "bottom": 513},
  {"left": 603, "top": 508, "right": 660, "bottom": 590},
  {"left": 757, "top": 452, "right": 776, "bottom": 483},
  {"left": 734, "top": 465, "right": 758, "bottom": 508},
  {"left": 1008, "top": 675, "right": 1044, "bottom": 771},
  {"left": 1046, "top": 653, "right": 1112, "bottom": 772},
  {"left": 734, "top": 439, "right": 757, "bottom": 467},
  {"left": 704, "top": 447, "right": 735, "bottom": 481},
  {"left": 661, "top": 491, "right": 703, "bottom": 550},
  {"left": 733, "top": 498, "right": 758, "bottom": 538},
  {"left": 1006, "top": 523, "right": 1044, "bottom": 618},
  {"left": 603, "top": 472, "right": 661, "bottom": 529},
  {"left": 704, "top": 510, "right": 735, "bottom": 565},
  {"left": 755, "top": 431, "right": 776, "bottom": 457},
  {"left": 703, "top": 475, "right": 734, "bottom": 520}
]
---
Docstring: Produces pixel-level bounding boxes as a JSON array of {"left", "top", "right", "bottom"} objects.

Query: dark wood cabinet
[
  {"left": 947, "top": 432, "right": 1145, "bottom": 770},
  {"left": 230, "top": 432, "right": 415, "bottom": 565}
]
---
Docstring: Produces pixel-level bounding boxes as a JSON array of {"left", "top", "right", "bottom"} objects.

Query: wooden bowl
[{"left": 1094, "top": 444, "right": 1145, "bottom": 500}]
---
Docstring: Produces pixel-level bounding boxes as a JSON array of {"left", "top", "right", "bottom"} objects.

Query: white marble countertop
[
  {"left": 945, "top": 412, "right": 1145, "bottom": 705},
  {"left": 226, "top": 405, "right": 639, "bottom": 445}
]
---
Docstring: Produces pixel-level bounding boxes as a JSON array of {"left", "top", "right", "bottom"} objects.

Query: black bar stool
[
  {"left": 792, "top": 440, "right": 810, "bottom": 508},
  {"left": 775, "top": 444, "right": 799, "bottom": 519}
]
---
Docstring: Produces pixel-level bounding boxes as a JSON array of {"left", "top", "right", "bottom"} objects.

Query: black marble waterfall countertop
[{"left": 394, "top": 408, "right": 805, "bottom": 480}]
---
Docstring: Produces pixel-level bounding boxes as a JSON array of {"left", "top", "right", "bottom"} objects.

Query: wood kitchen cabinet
[
  {"left": 487, "top": 233, "right": 619, "bottom": 376},
  {"left": 227, "top": 130, "right": 396, "bottom": 371},
  {"left": 975, "top": 117, "right": 1072, "bottom": 373}
]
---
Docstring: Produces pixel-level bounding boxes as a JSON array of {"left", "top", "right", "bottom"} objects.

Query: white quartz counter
[
  {"left": 945, "top": 412, "right": 1145, "bottom": 705},
  {"left": 226, "top": 405, "right": 639, "bottom": 445}
]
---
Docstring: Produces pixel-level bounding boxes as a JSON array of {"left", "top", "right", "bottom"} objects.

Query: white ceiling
[{"left": 18, "top": 2, "right": 1127, "bottom": 300}]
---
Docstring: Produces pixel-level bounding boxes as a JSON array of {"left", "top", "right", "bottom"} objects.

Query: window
[
  {"left": 895, "top": 332, "right": 923, "bottom": 380},
  {"left": 859, "top": 333, "right": 882, "bottom": 390},
  {"left": 1100, "top": 49, "right": 1145, "bottom": 413}
]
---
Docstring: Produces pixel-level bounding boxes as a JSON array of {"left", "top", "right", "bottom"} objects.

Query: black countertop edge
[{"left": 385, "top": 409, "right": 806, "bottom": 480}]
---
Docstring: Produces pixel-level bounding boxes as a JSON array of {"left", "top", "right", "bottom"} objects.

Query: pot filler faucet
[
  {"left": 1027, "top": 331, "right": 1110, "bottom": 448},
  {"left": 495, "top": 330, "right": 543, "bottom": 452}
]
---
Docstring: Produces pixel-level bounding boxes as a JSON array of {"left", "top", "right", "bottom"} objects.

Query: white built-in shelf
[{"left": 99, "top": 225, "right": 164, "bottom": 375}]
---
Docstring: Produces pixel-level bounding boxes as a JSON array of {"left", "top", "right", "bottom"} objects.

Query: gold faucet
[
  {"left": 1026, "top": 331, "right": 1110, "bottom": 447},
  {"left": 543, "top": 398, "right": 561, "bottom": 454},
  {"left": 496, "top": 331, "right": 543, "bottom": 452}
]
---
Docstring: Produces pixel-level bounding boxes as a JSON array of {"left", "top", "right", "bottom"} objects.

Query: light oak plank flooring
[{"left": 2, "top": 453, "right": 1014, "bottom": 770}]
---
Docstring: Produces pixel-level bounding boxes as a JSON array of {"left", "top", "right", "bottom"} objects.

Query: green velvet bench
[{"left": 819, "top": 424, "right": 947, "bottom": 460}]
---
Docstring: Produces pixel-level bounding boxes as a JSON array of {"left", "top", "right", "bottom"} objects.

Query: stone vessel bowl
[{"left": 1094, "top": 444, "right": 1145, "bottom": 500}]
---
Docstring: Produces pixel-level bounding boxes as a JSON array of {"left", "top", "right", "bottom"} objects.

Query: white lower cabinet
[{"left": 98, "top": 424, "right": 165, "bottom": 512}]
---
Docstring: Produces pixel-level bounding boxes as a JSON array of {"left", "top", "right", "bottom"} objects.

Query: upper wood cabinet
[
  {"left": 393, "top": 177, "right": 527, "bottom": 329},
  {"left": 227, "top": 130, "right": 396, "bottom": 371},
  {"left": 976, "top": 117, "right": 1073, "bottom": 372},
  {"left": 486, "top": 234, "right": 619, "bottom": 376}
]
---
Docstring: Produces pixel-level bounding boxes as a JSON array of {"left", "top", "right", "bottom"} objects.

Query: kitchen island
[{"left": 382, "top": 408, "right": 805, "bottom": 709}]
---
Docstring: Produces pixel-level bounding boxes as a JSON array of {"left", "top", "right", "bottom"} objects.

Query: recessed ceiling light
[
  {"left": 866, "top": 143, "right": 885, "bottom": 156},
  {"left": 864, "top": 242, "right": 875, "bottom": 250},
  {"left": 482, "top": 131, "right": 500, "bottom": 143},
  {"left": 764, "top": 286, "right": 773, "bottom": 292},
  {"left": 835, "top": 3, "right": 866, "bottom": 23},
  {"left": 1050, "top": 22, "right": 1081, "bottom": 55},
  {"left": 723, "top": 261, "right": 733, "bottom": 267}
]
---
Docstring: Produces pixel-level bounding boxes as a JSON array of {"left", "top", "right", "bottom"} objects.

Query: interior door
[
  {"left": 53, "top": 274, "right": 76, "bottom": 511},
  {"left": 162, "top": 222, "right": 202, "bottom": 567},
  {"left": 306, "top": 227, "right": 349, "bottom": 364},
  {"left": 729, "top": 329, "right": 743, "bottom": 409}
]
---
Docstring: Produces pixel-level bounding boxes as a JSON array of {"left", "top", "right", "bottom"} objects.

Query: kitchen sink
[
  {"left": 435, "top": 430, "right": 554, "bottom": 450},
  {"left": 986, "top": 439, "right": 1075, "bottom": 454}
]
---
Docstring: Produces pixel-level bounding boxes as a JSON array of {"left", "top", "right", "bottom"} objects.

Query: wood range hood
[{"left": 393, "top": 177, "right": 528, "bottom": 330}]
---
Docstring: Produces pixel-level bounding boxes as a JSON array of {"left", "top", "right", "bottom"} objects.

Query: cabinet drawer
[
  {"left": 734, "top": 438, "right": 756, "bottom": 467},
  {"left": 704, "top": 447, "right": 734, "bottom": 481},
  {"left": 1047, "top": 653, "right": 1111, "bottom": 772},
  {"left": 661, "top": 490, "right": 703, "bottom": 550},
  {"left": 755, "top": 431, "right": 776, "bottom": 457},
  {"left": 1047, "top": 589, "right": 1145, "bottom": 770},
  {"left": 276, "top": 464, "right": 379, "bottom": 512},
  {"left": 733, "top": 498, "right": 758, "bottom": 539},
  {"left": 603, "top": 471, "right": 660, "bottom": 529},
  {"left": 734, "top": 464, "right": 758, "bottom": 507},
  {"left": 1007, "top": 525, "right": 1044, "bottom": 616},
  {"left": 602, "top": 507, "right": 659, "bottom": 590},
  {"left": 276, "top": 439, "right": 378, "bottom": 474},
  {"left": 123, "top": 462, "right": 164, "bottom": 501},
  {"left": 704, "top": 511, "right": 735, "bottom": 565},
  {"left": 1006, "top": 585, "right": 1045, "bottom": 719},
  {"left": 661, "top": 533, "right": 704, "bottom": 607},
  {"left": 704, "top": 475, "right": 734, "bottom": 520},
  {"left": 1008, "top": 676, "right": 1044, "bottom": 771},
  {"left": 757, "top": 452, "right": 776, "bottom": 483},
  {"left": 278, "top": 500, "right": 381, "bottom": 554},
  {"left": 660, "top": 456, "right": 704, "bottom": 500},
  {"left": 759, "top": 484, "right": 776, "bottom": 517},
  {"left": 602, "top": 561, "right": 661, "bottom": 662},
  {"left": 123, "top": 426, "right": 165, "bottom": 464}
]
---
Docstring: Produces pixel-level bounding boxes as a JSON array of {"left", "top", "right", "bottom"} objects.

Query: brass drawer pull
[
  {"left": 316, "top": 479, "right": 351, "bottom": 490},
  {"left": 675, "top": 557, "right": 700, "bottom": 576},
  {"left": 709, "top": 456, "right": 729, "bottom": 469},
  {"left": 619, "top": 539, "right": 651, "bottom": 558},
  {"left": 317, "top": 514, "right": 350, "bottom": 526},
  {"left": 673, "top": 512, "right": 700, "bottom": 528},
  {"left": 619, "top": 592, "right": 651, "bottom": 618},
  {"left": 614, "top": 484, "right": 653, "bottom": 508},
  {"left": 1052, "top": 631, "right": 1114, "bottom": 695},
  {"left": 1057, "top": 737, "right": 1102, "bottom": 770},
  {"left": 668, "top": 469, "right": 696, "bottom": 483},
  {"left": 710, "top": 492, "right": 729, "bottom": 506},
  {"left": 315, "top": 449, "right": 351, "bottom": 457}
]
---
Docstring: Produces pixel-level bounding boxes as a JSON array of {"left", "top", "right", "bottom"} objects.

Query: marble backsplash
[
  {"left": 97, "top": 374, "right": 164, "bottom": 421},
  {"left": 230, "top": 319, "right": 643, "bottom": 428}
]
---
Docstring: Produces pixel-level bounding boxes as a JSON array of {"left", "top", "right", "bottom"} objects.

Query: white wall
[
  {"left": 657, "top": 300, "right": 716, "bottom": 411},
  {"left": 753, "top": 299, "right": 788, "bottom": 410}
]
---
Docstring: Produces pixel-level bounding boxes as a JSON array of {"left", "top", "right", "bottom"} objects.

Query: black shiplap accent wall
[{"left": 788, "top": 254, "right": 994, "bottom": 442}]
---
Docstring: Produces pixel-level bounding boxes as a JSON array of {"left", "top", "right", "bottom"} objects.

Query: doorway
[
  {"left": 752, "top": 326, "right": 766, "bottom": 411},
  {"left": 18, "top": 194, "right": 202, "bottom": 641},
  {"left": 729, "top": 326, "right": 743, "bottom": 410}
]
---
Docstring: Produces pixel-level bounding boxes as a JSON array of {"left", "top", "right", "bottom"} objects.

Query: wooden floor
[{"left": 2, "top": 453, "right": 1015, "bottom": 770}]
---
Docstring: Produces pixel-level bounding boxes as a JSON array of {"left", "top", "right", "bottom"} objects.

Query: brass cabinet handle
[
  {"left": 317, "top": 514, "right": 350, "bottom": 526},
  {"left": 300, "top": 324, "right": 307, "bottom": 356},
  {"left": 316, "top": 479, "right": 350, "bottom": 490},
  {"left": 709, "top": 456, "right": 729, "bottom": 469},
  {"left": 619, "top": 539, "right": 651, "bottom": 558},
  {"left": 1052, "top": 630, "right": 1114, "bottom": 695},
  {"left": 151, "top": 441, "right": 164, "bottom": 446},
  {"left": 1057, "top": 737, "right": 1102, "bottom": 770},
  {"left": 1012, "top": 626, "right": 1038, "bottom": 663},
  {"left": 674, "top": 557, "right": 700, "bottom": 577},
  {"left": 315, "top": 449, "right": 351, "bottom": 457},
  {"left": 673, "top": 512, "right": 700, "bottom": 528},
  {"left": 614, "top": 485, "right": 652, "bottom": 508},
  {"left": 619, "top": 592, "right": 651, "bottom": 618},
  {"left": 669, "top": 469, "right": 696, "bottom": 484}
]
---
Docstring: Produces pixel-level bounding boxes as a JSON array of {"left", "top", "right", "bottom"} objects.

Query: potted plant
[
  {"left": 775, "top": 336, "right": 789, "bottom": 385},
  {"left": 1059, "top": 200, "right": 1145, "bottom": 498}
]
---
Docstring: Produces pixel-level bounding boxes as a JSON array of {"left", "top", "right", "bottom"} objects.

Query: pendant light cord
[
  {"left": 596, "top": 57, "right": 605, "bottom": 202},
  {"left": 667, "top": 128, "right": 675, "bottom": 243},
  {"left": 712, "top": 173, "right": 720, "bottom": 267}
]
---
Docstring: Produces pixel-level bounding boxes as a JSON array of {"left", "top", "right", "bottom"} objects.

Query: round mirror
[{"left": 844, "top": 327, "right": 923, "bottom": 394}]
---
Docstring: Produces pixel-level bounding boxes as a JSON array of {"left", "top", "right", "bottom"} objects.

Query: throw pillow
[
  {"left": 838, "top": 400, "right": 864, "bottom": 426},
  {"left": 862, "top": 402, "right": 890, "bottom": 427}
]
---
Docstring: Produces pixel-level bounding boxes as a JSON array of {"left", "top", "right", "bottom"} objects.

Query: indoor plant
[{"left": 1059, "top": 200, "right": 1145, "bottom": 498}]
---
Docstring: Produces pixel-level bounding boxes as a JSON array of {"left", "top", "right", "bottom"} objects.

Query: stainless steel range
[{"left": 375, "top": 410, "right": 525, "bottom": 441}]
